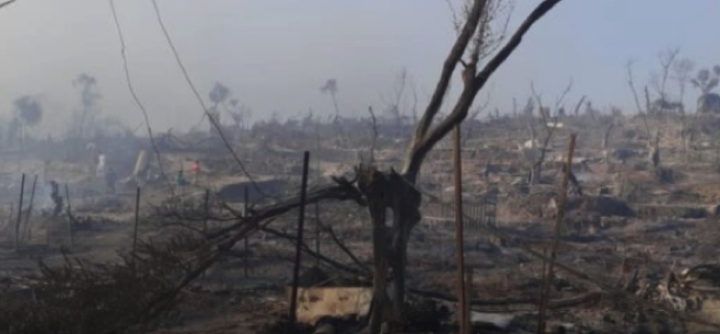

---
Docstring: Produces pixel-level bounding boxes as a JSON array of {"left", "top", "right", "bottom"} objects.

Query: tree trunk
[{"left": 359, "top": 167, "right": 421, "bottom": 332}]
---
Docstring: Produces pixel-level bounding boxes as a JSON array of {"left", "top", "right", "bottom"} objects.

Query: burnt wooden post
[
  {"left": 132, "top": 186, "right": 141, "bottom": 262},
  {"left": 14, "top": 173, "right": 26, "bottom": 252},
  {"left": 453, "top": 125, "right": 467, "bottom": 334},
  {"left": 289, "top": 151, "right": 310, "bottom": 324},
  {"left": 64, "top": 184, "right": 74, "bottom": 250},
  {"left": 24, "top": 175, "right": 38, "bottom": 241},
  {"left": 243, "top": 186, "right": 249, "bottom": 277},
  {"left": 537, "top": 133, "right": 576, "bottom": 334}
]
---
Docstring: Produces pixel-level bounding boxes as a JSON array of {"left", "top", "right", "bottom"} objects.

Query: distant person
[
  {"left": 190, "top": 160, "right": 200, "bottom": 185},
  {"left": 105, "top": 167, "right": 117, "bottom": 194},
  {"left": 175, "top": 169, "right": 189, "bottom": 193},
  {"left": 49, "top": 181, "right": 63, "bottom": 217},
  {"left": 96, "top": 153, "right": 106, "bottom": 179}
]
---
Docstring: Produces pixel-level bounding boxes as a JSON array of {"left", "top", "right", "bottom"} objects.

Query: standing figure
[
  {"left": 105, "top": 167, "right": 117, "bottom": 194},
  {"left": 175, "top": 168, "right": 189, "bottom": 194},
  {"left": 96, "top": 153, "right": 106, "bottom": 179},
  {"left": 49, "top": 181, "right": 63, "bottom": 217},
  {"left": 190, "top": 160, "right": 200, "bottom": 185}
]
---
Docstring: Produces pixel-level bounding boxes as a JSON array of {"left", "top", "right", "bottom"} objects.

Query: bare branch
[
  {"left": 0, "top": 0, "right": 16, "bottom": 10},
  {"left": 573, "top": 95, "right": 586, "bottom": 116},
  {"left": 407, "top": 0, "right": 487, "bottom": 157},
  {"left": 626, "top": 60, "right": 644, "bottom": 114},
  {"left": 367, "top": 106, "right": 378, "bottom": 164},
  {"left": 109, "top": 0, "right": 174, "bottom": 193},
  {"left": 149, "top": 0, "right": 271, "bottom": 199},
  {"left": 403, "top": 0, "right": 563, "bottom": 180},
  {"left": 553, "top": 78, "right": 573, "bottom": 111}
]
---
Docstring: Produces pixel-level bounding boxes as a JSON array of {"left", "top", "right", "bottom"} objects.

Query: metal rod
[
  {"left": 133, "top": 186, "right": 141, "bottom": 262},
  {"left": 537, "top": 133, "right": 576, "bottom": 334},
  {"left": 244, "top": 186, "right": 249, "bottom": 278},
  {"left": 24, "top": 174, "right": 38, "bottom": 241},
  {"left": 64, "top": 184, "right": 73, "bottom": 250},
  {"left": 203, "top": 189, "right": 210, "bottom": 233},
  {"left": 466, "top": 267, "right": 474, "bottom": 333},
  {"left": 14, "top": 173, "right": 25, "bottom": 252},
  {"left": 453, "top": 125, "right": 467, "bottom": 334},
  {"left": 315, "top": 201, "right": 320, "bottom": 266},
  {"left": 289, "top": 151, "right": 310, "bottom": 324}
]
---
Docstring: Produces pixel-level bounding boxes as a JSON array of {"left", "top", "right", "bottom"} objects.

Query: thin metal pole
[
  {"left": 14, "top": 173, "right": 26, "bottom": 252},
  {"left": 133, "top": 186, "right": 141, "bottom": 261},
  {"left": 203, "top": 189, "right": 210, "bottom": 233},
  {"left": 243, "top": 186, "right": 249, "bottom": 278},
  {"left": 453, "top": 125, "right": 467, "bottom": 334},
  {"left": 24, "top": 175, "right": 38, "bottom": 241},
  {"left": 315, "top": 201, "right": 320, "bottom": 266},
  {"left": 537, "top": 133, "right": 576, "bottom": 334},
  {"left": 64, "top": 184, "right": 73, "bottom": 250},
  {"left": 289, "top": 151, "right": 310, "bottom": 324},
  {"left": 466, "top": 267, "right": 474, "bottom": 333}
]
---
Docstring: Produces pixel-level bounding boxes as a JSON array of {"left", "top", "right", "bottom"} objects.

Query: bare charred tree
[
  {"left": 384, "top": 69, "right": 408, "bottom": 134},
  {"left": 527, "top": 79, "right": 571, "bottom": 184},
  {"left": 650, "top": 47, "right": 680, "bottom": 108},
  {"left": 320, "top": 78, "right": 340, "bottom": 122},
  {"left": 602, "top": 118, "right": 615, "bottom": 164},
  {"left": 626, "top": 60, "right": 651, "bottom": 137},
  {"left": 13, "top": 96, "right": 43, "bottom": 147},
  {"left": 673, "top": 58, "right": 696, "bottom": 155},
  {"left": 357, "top": 0, "right": 564, "bottom": 331},
  {"left": 71, "top": 73, "right": 102, "bottom": 138}
]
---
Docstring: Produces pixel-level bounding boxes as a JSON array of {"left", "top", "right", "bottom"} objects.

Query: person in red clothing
[{"left": 190, "top": 160, "right": 200, "bottom": 185}]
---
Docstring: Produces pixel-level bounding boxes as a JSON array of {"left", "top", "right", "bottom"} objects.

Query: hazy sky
[{"left": 1, "top": 0, "right": 719, "bottom": 135}]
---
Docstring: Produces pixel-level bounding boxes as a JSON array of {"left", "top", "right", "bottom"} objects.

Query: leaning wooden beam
[
  {"left": 320, "top": 223, "right": 371, "bottom": 274},
  {"left": 408, "top": 288, "right": 601, "bottom": 311},
  {"left": 208, "top": 179, "right": 363, "bottom": 240},
  {"left": 260, "top": 226, "right": 367, "bottom": 276}
]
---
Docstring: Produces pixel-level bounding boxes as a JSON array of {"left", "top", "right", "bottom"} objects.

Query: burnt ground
[{"left": 2, "top": 114, "right": 720, "bottom": 333}]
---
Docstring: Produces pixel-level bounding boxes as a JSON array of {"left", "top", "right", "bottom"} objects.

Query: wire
[
  {"left": 109, "top": 0, "right": 175, "bottom": 194},
  {"left": 149, "top": 0, "right": 272, "bottom": 200}
]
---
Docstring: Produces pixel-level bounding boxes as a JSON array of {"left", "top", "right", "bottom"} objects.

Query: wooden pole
[
  {"left": 453, "top": 125, "right": 467, "bottom": 334},
  {"left": 64, "top": 184, "right": 74, "bottom": 250},
  {"left": 14, "top": 173, "right": 26, "bottom": 252},
  {"left": 289, "top": 151, "right": 310, "bottom": 324},
  {"left": 243, "top": 186, "right": 249, "bottom": 278},
  {"left": 537, "top": 133, "right": 576, "bottom": 334},
  {"left": 24, "top": 174, "right": 38, "bottom": 241},
  {"left": 133, "top": 186, "right": 141, "bottom": 261}
]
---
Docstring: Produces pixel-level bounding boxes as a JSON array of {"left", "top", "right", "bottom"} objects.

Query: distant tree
[
  {"left": 672, "top": 57, "right": 695, "bottom": 104},
  {"left": 691, "top": 67, "right": 719, "bottom": 95},
  {"left": 692, "top": 65, "right": 720, "bottom": 114},
  {"left": 71, "top": 73, "right": 101, "bottom": 138},
  {"left": 14, "top": 96, "right": 43, "bottom": 127},
  {"left": 209, "top": 82, "right": 230, "bottom": 107},
  {"left": 320, "top": 78, "right": 340, "bottom": 121},
  {"left": 650, "top": 47, "right": 680, "bottom": 103},
  {"left": 12, "top": 95, "right": 42, "bottom": 147}
]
